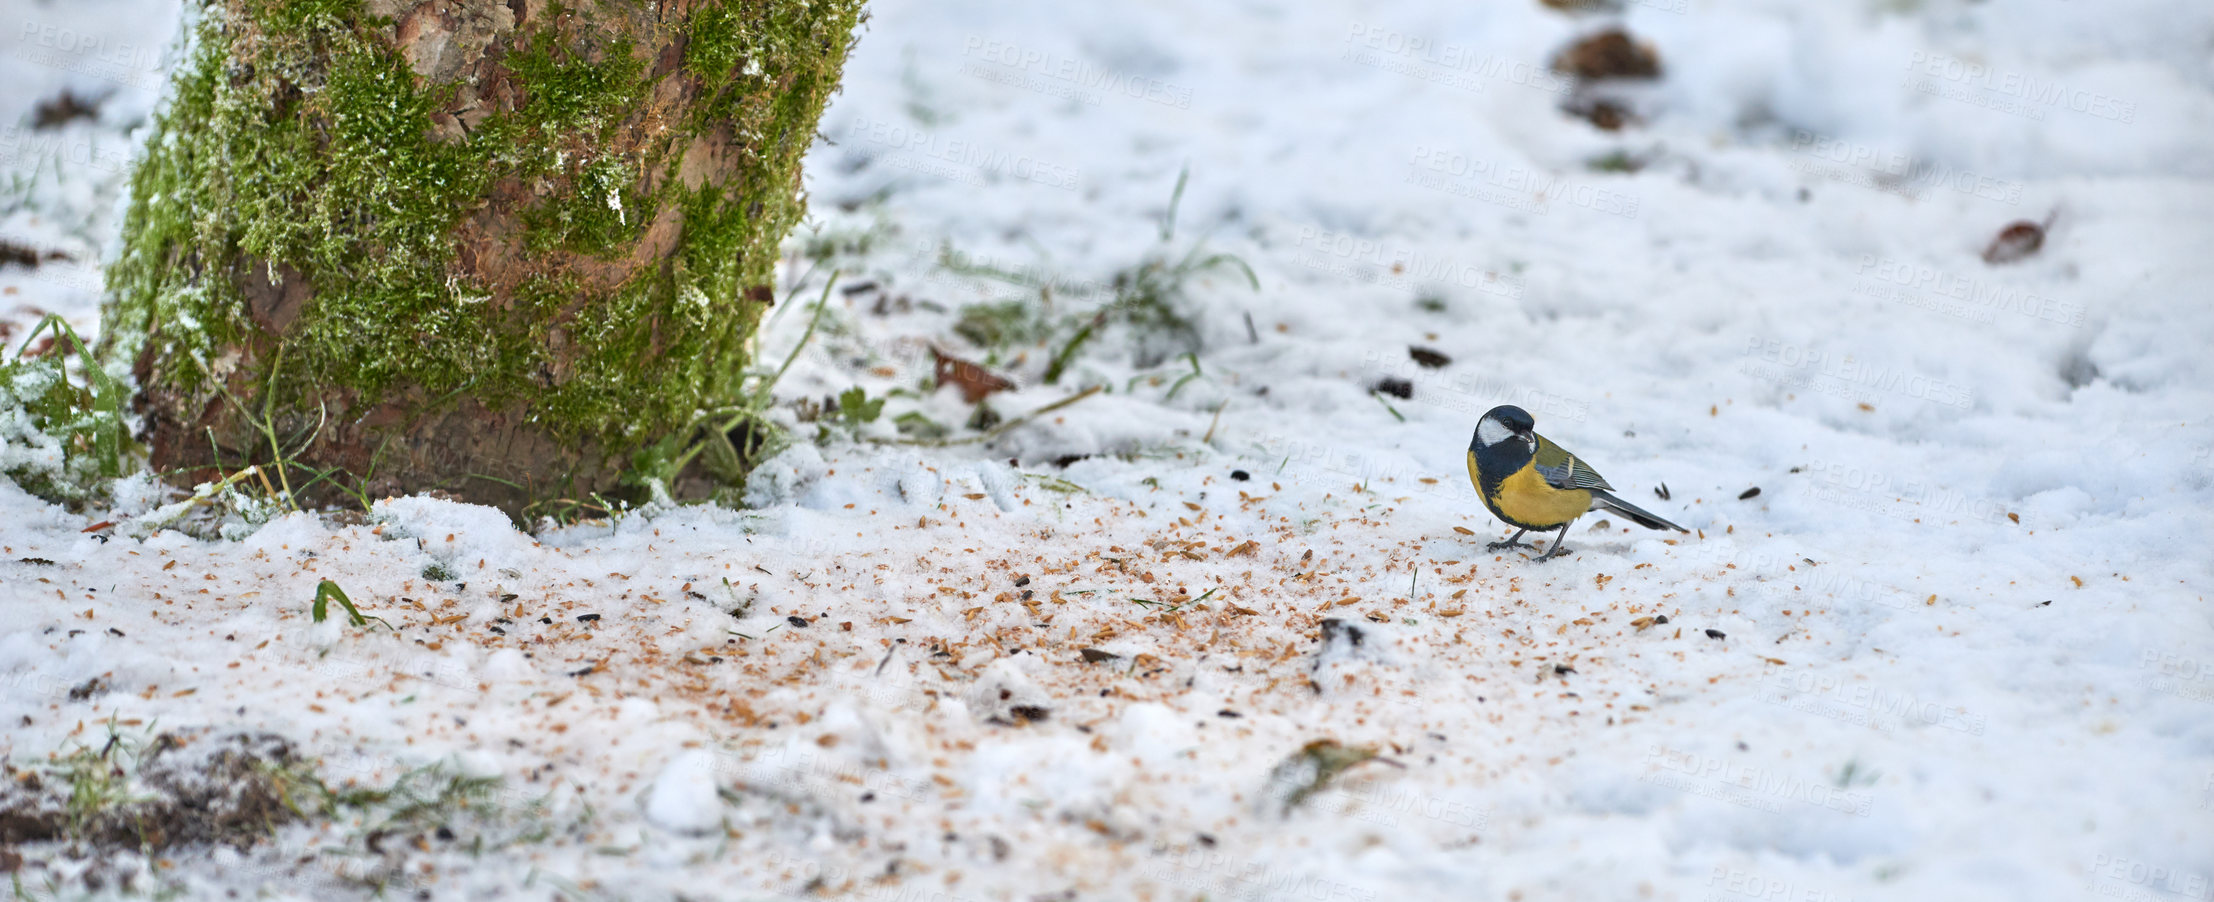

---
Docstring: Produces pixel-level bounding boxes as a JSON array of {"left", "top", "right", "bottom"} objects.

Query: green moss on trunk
[{"left": 102, "top": 0, "right": 865, "bottom": 513}]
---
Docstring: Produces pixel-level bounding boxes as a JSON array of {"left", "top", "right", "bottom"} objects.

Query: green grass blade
[
  {"left": 1160, "top": 164, "right": 1190, "bottom": 243},
  {"left": 313, "top": 579, "right": 389, "bottom": 629}
]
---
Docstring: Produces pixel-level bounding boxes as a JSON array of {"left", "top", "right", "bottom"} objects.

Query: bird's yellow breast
[{"left": 1468, "top": 450, "right": 1593, "bottom": 530}]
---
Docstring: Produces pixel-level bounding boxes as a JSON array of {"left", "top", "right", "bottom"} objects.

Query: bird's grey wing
[{"left": 1532, "top": 435, "right": 1615, "bottom": 492}]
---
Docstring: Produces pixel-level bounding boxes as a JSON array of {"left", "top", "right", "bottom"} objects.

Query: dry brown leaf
[
  {"left": 1982, "top": 218, "right": 2048, "bottom": 264},
  {"left": 932, "top": 347, "right": 1015, "bottom": 403}
]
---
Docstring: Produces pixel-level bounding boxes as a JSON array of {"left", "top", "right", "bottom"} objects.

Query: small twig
[
  {"left": 764, "top": 260, "right": 824, "bottom": 330},
  {"left": 125, "top": 466, "right": 263, "bottom": 537},
  {"left": 182, "top": 346, "right": 300, "bottom": 507},
  {"left": 666, "top": 272, "right": 840, "bottom": 479},
  {"left": 1044, "top": 313, "right": 1104, "bottom": 386},
  {"left": 246, "top": 340, "right": 298, "bottom": 506},
  {"left": 872, "top": 385, "right": 1103, "bottom": 447},
  {"left": 763, "top": 271, "right": 840, "bottom": 396},
  {"left": 1371, "top": 391, "right": 1405, "bottom": 423},
  {"left": 1160, "top": 164, "right": 1190, "bottom": 243}
]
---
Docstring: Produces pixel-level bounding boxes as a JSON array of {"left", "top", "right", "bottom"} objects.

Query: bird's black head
[{"left": 1473, "top": 405, "right": 1537, "bottom": 452}]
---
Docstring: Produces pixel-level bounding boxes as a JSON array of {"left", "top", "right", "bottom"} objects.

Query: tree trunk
[{"left": 100, "top": 0, "right": 863, "bottom": 517}]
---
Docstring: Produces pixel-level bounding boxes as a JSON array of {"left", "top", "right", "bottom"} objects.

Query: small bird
[{"left": 1466, "top": 405, "right": 1686, "bottom": 561}]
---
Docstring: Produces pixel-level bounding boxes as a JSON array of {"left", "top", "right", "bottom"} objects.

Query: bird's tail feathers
[{"left": 1590, "top": 490, "right": 1688, "bottom": 532}]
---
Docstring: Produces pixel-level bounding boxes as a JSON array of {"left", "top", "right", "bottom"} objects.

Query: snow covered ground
[{"left": 4, "top": 0, "right": 2213, "bottom": 899}]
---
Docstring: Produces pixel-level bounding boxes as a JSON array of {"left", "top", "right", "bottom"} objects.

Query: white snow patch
[{"left": 644, "top": 749, "right": 725, "bottom": 835}]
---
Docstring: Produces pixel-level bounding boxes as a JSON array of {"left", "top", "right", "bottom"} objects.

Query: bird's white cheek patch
[{"left": 1477, "top": 418, "right": 1516, "bottom": 448}]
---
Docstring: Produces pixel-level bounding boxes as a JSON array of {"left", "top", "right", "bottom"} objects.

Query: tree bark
[{"left": 100, "top": 0, "right": 863, "bottom": 517}]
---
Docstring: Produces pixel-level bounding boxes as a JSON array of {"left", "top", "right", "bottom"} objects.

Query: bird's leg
[
  {"left": 1533, "top": 523, "right": 1574, "bottom": 562},
  {"left": 1486, "top": 529, "right": 1530, "bottom": 551}
]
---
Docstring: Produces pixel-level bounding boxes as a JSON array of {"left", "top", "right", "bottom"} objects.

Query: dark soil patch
[
  {"left": 1408, "top": 346, "right": 1452, "bottom": 368},
  {"left": 0, "top": 239, "right": 54, "bottom": 269},
  {"left": 1553, "top": 28, "right": 1661, "bottom": 81},
  {"left": 32, "top": 90, "right": 105, "bottom": 130},
  {"left": 1371, "top": 377, "right": 1414, "bottom": 399},
  {"left": 0, "top": 732, "right": 312, "bottom": 853}
]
